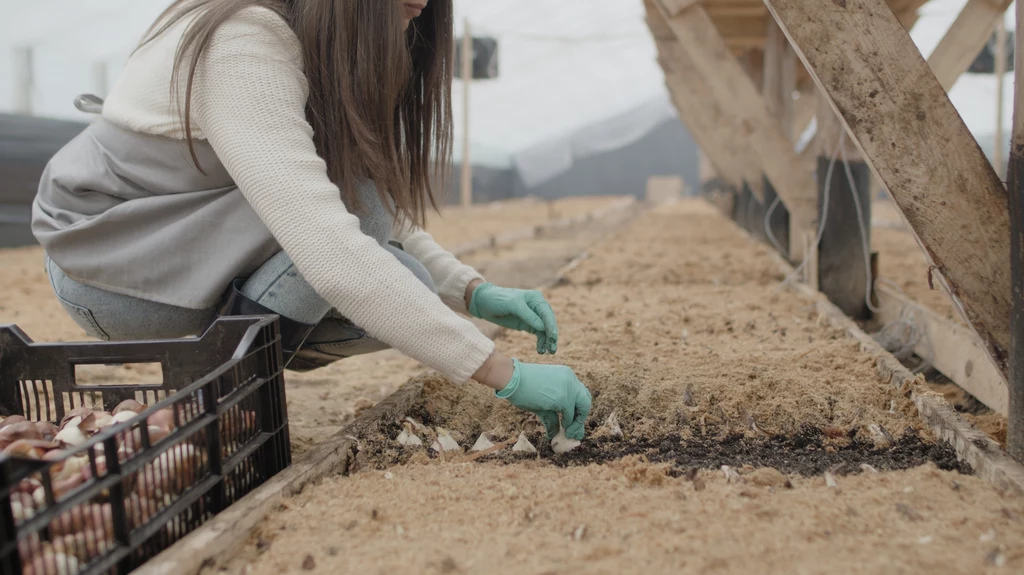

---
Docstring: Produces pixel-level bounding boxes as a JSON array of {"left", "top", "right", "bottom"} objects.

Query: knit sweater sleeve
[
  {"left": 392, "top": 216, "right": 484, "bottom": 315},
  {"left": 190, "top": 7, "right": 494, "bottom": 383}
]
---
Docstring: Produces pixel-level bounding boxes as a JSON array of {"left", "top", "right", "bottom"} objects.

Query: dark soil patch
[
  {"left": 356, "top": 422, "right": 971, "bottom": 478},
  {"left": 545, "top": 427, "right": 971, "bottom": 477}
]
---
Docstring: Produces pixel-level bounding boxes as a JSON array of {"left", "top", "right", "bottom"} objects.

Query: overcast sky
[{"left": 0, "top": 0, "right": 1014, "bottom": 159}]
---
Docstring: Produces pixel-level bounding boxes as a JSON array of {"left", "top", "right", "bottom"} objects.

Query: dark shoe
[{"left": 218, "top": 278, "right": 324, "bottom": 371}]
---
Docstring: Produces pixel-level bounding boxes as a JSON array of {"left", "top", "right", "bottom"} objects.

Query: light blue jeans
[{"left": 44, "top": 245, "right": 436, "bottom": 368}]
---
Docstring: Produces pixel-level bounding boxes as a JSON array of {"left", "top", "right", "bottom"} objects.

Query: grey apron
[{"left": 32, "top": 95, "right": 394, "bottom": 311}]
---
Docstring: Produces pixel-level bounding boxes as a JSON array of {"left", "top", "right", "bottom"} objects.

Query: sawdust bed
[{"left": 225, "top": 201, "right": 1024, "bottom": 575}]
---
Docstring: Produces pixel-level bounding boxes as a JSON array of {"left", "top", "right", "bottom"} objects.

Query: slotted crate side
[{"left": 0, "top": 316, "right": 291, "bottom": 575}]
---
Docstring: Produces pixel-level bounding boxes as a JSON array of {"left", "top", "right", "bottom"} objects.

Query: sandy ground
[
  {"left": 224, "top": 200, "right": 1022, "bottom": 575},
  {"left": 424, "top": 196, "right": 621, "bottom": 249},
  {"left": 0, "top": 196, "right": 626, "bottom": 456},
  {"left": 237, "top": 463, "right": 1024, "bottom": 575}
]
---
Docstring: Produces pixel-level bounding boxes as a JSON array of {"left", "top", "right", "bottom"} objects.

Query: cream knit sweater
[{"left": 102, "top": 6, "right": 495, "bottom": 384}]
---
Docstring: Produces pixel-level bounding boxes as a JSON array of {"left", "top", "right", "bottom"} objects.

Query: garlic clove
[
  {"left": 721, "top": 465, "right": 743, "bottom": 483},
  {"left": 512, "top": 432, "right": 537, "bottom": 454},
  {"left": 111, "top": 411, "right": 139, "bottom": 425},
  {"left": 470, "top": 434, "right": 495, "bottom": 452},
  {"left": 92, "top": 412, "right": 114, "bottom": 429},
  {"left": 404, "top": 417, "right": 430, "bottom": 435},
  {"left": 431, "top": 428, "right": 462, "bottom": 453},
  {"left": 113, "top": 399, "right": 146, "bottom": 415},
  {"left": 592, "top": 411, "right": 623, "bottom": 440},
  {"left": 396, "top": 423, "right": 423, "bottom": 447},
  {"left": 54, "top": 423, "right": 89, "bottom": 447},
  {"left": 550, "top": 427, "right": 581, "bottom": 455}
]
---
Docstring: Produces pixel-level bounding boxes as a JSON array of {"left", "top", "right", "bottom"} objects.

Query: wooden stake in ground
[
  {"left": 1008, "top": 0, "right": 1024, "bottom": 461},
  {"left": 762, "top": 0, "right": 1013, "bottom": 377},
  {"left": 460, "top": 19, "right": 473, "bottom": 208}
]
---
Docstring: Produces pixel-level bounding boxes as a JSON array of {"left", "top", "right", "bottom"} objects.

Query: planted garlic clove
[
  {"left": 512, "top": 433, "right": 537, "bottom": 454},
  {"left": 396, "top": 423, "right": 423, "bottom": 447},
  {"left": 592, "top": 411, "right": 623, "bottom": 440},
  {"left": 431, "top": 428, "right": 462, "bottom": 453},
  {"left": 470, "top": 434, "right": 495, "bottom": 452},
  {"left": 550, "top": 427, "right": 581, "bottom": 455},
  {"left": 404, "top": 417, "right": 430, "bottom": 435},
  {"left": 721, "top": 465, "right": 742, "bottom": 484}
]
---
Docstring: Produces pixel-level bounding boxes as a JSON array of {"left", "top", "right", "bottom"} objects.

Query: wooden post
[
  {"left": 761, "top": 20, "right": 792, "bottom": 256},
  {"left": 928, "top": 0, "right": 1014, "bottom": 92},
  {"left": 12, "top": 46, "right": 32, "bottom": 116},
  {"left": 653, "top": 0, "right": 818, "bottom": 263},
  {"left": 1007, "top": 0, "right": 1024, "bottom": 461},
  {"left": 763, "top": 0, "right": 1013, "bottom": 375},
  {"left": 815, "top": 98, "right": 873, "bottom": 319},
  {"left": 460, "top": 19, "right": 472, "bottom": 208},
  {"left": 995, "top": 16, "right": 1008, "bottom": 178}
]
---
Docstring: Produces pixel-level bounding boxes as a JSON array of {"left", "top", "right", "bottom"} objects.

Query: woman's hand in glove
[
  {"left": 496, "top": 359, "right": 591, "bottom": 440},
  {"left": 468, "top": 282, "right": 558, "bottom": 355}
]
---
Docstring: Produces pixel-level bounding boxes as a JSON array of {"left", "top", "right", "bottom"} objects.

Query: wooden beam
[
  {"left": 706, "top": 4, "right": 768, "bottom": 17},
  {"left": 661, "top": 0, "right": 700, "bottom": 16},
  {"left": 761, "top": 20, "right": 793, "bottom": 254},
  {"left": 875, "top": 285, "right": 1009, "bottom": 416},
  {"left": 1007, "top": 0, "right": 1024, "bottom": 461},
  {"left": 654, "top": 0, "right": 817, "bottom": 261},
  {"left": 995, "top": 16, "right": 1008, "bottom": 177},
  {"left": 647, "top": 1, "right": 767, "bottom": 200},
  {"left": 764, "top": 0, "right": 1013, "bottom": 377},
  {"left": 715, "top": 15, "right": 770, "bottom": 40},
  {"left": 657, "top": 44, "right": 767, "bottom": 199},
  {"left": 928, "top": 0, "right": 1014, "bottom": 92}
]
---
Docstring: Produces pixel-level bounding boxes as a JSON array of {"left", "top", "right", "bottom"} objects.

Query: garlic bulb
[{"left": 54, "top": 419, "right": 88, "bottom": 447}]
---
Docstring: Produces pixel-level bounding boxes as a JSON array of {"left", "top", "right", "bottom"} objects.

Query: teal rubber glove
[
  {"left": 497, "top": 359, "right": 592, "bottom": 440},
  {"left": 469, "top": 283, "right": 558, "bottom": 355}
]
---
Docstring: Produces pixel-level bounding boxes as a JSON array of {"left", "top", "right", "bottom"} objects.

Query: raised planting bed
[{"left": 196, "top": 200, "right": 1024, "bottom": 575}]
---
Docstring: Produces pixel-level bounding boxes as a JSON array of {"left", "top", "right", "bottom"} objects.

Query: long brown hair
[{"left": 142, "top": 0, "right": 453, "bottom": 225}]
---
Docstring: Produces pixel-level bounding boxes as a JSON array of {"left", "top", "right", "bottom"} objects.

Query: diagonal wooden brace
[{"left": 763, "top": 0, "right": 1012, "bottom": 376}]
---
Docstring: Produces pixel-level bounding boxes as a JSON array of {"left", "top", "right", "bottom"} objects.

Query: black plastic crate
[{"left": 0, "top": 316, "right": 291, "bottom": 575}]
